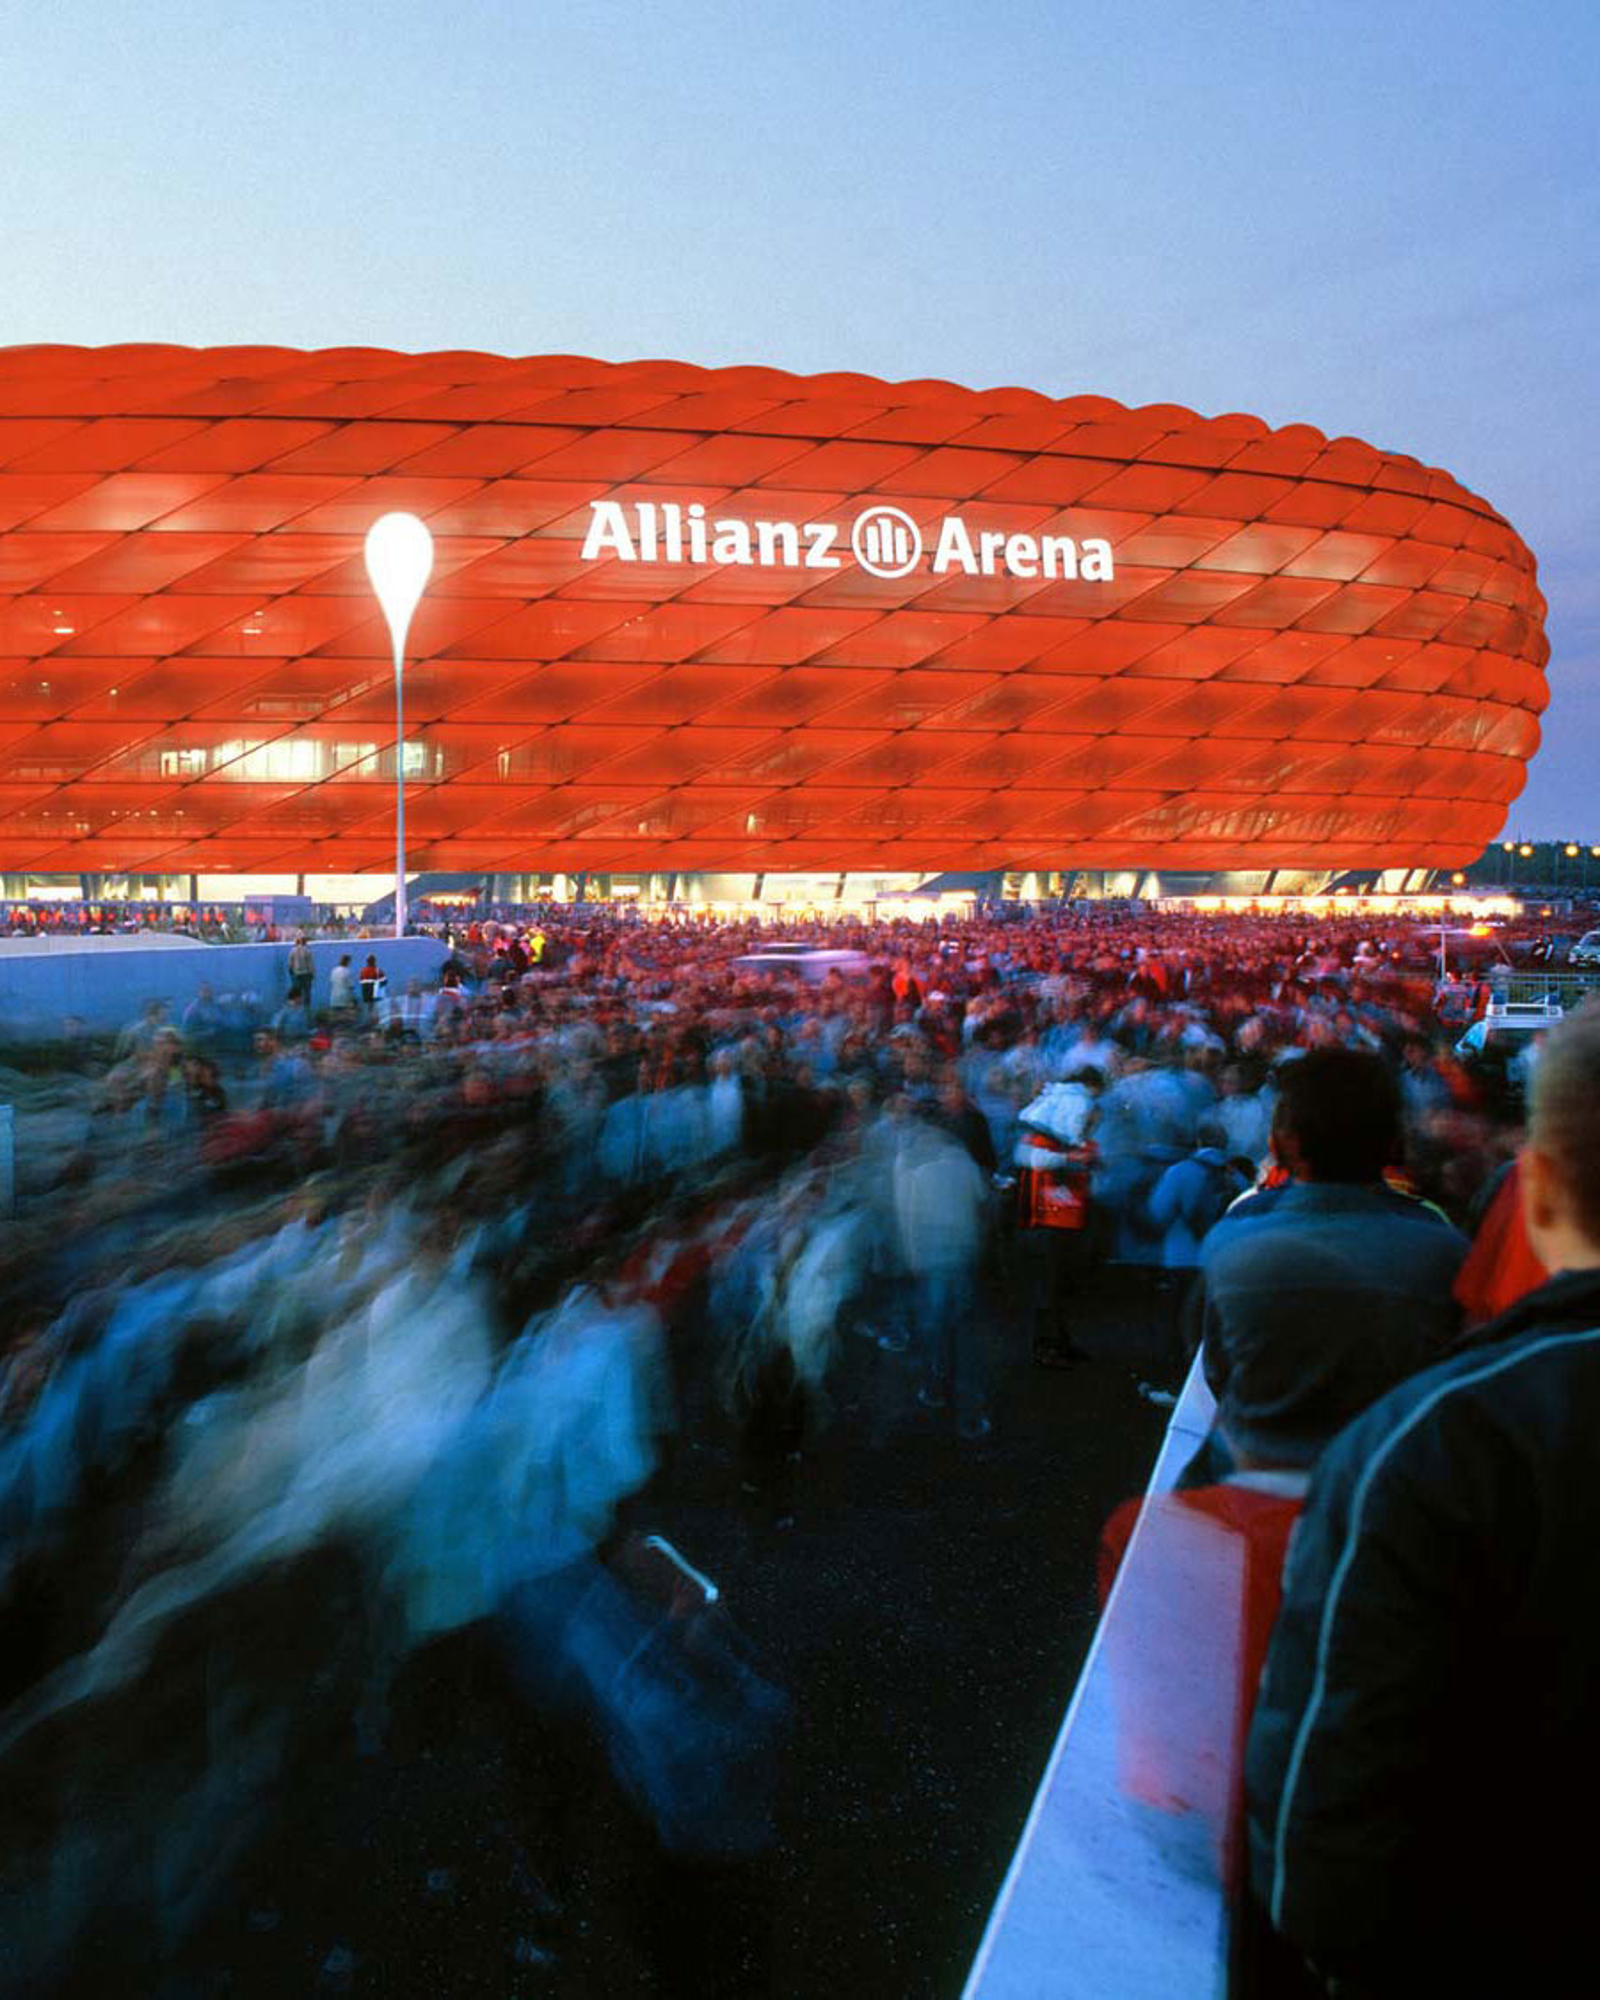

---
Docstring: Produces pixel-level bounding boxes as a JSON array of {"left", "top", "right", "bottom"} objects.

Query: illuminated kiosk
[{"left": 0, "top": 346, "right": 1547, "bottom": 894}]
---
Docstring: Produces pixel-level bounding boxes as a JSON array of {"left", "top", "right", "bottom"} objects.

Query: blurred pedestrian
[{"left": 328, "top": 952, "right": 357, "bottom": 1014}]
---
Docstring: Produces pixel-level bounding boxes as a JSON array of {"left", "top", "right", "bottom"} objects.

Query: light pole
[{"left": 363, "top": 513, "right": 434, "bottom": 941}]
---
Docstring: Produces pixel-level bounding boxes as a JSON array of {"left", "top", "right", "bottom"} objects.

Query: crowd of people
[
  {"left": 3, "top": 900, "right": 287, "bottom": 942},
  {"left": 0, "top": 897, "right": 1594, "bottom": 1993},
  {"left": 1, "top": 896, "right": 485, "bottom": 943}
]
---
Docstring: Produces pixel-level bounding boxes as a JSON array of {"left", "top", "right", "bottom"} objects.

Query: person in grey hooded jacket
[{"left": 1185, "top": 1049, "right": 1465, "bottom": 1476}]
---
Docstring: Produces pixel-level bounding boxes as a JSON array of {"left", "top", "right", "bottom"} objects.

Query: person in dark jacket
[
  {"left": 1146, "top": 1120, "right": 1249, "bottom": 1271},
  {"left": 931, "top": 1067, "right": 997, "bottom": 1178},
  {"left": 1183, "top": 1049, "right": 1465, "bottom": 1478},
  {"left": 1246, "top": 1000, "right": 1600, "bottom": 1994}
]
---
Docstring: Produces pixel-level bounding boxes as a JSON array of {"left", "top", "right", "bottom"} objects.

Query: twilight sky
[{"left": 2, "top": 0, "right": 1594, "bottom": 836}]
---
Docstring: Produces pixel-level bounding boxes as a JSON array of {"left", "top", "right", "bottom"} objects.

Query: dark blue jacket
[{"left": 1246, "top": 1267, "right": 1600, "bottom": 1990}]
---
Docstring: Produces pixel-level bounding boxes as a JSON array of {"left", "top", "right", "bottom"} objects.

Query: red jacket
[{"left": 1454, "top": 1159, "right": 1547, "bottom": 1327}]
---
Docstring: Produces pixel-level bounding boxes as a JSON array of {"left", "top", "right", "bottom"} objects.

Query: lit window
[{"left": 213, "top": 738, "right": 321, "bottom": 781}]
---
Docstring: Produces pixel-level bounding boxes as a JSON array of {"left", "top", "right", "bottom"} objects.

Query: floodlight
[
  {"left": 363, "top": 513, "right": 434, "bottom": 941},
  {"left": 364, "top": 512, "right": 434, "bottom": 669}
]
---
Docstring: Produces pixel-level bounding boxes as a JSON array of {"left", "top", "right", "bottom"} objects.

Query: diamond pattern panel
[{"left": 0, "top": 344, "right": 1550, "bottom": 873}]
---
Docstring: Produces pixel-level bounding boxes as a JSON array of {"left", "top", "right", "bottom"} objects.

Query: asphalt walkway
[{"left": 65, "top": 1267, "right": 1172, "bottom": 2000}]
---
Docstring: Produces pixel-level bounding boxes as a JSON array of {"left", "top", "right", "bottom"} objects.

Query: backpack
[{"left": 1185, "top": 1153, "right": 1247, "bottom": 1237}]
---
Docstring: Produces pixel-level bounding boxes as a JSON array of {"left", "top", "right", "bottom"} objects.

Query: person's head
[
  {"left": 1270, "top": 1049, "right": 1401, "bottom": 1184},
  {"left": 1522, "top": 1001, "right": 1600, "bottom": 1273}
]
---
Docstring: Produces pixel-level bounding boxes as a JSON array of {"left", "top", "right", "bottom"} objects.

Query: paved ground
[{"left": 37, "top": 1266, "right": 1176, "bottom": 1999}]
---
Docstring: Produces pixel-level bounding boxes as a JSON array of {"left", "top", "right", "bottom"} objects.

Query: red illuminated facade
[{"left": 0, "top": 345, "right": 1548, "bottom": 875}]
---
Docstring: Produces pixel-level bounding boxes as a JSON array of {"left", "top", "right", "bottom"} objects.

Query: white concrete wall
[
  {"left": 0, "top": 937, "right": 450, "bottom": 1040},
  {"left": 962, "top": 1361, "right": 1233, "bottom": 2000}
]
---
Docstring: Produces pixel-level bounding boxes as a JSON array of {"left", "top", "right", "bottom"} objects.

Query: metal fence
[{"left": 1487, "top": 967, "right": 1600, "bottom": 1010}]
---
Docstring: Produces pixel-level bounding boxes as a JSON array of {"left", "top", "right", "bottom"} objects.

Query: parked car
[
  {"left": 1456, "top": 998, "right": 1561, "bottom": 1110},
  {"left": 1455, "top": 1003, "right": 1561, "bottom": 1057},
  {"left": 1571, "top": 929, "right": 1600, "bottom": 969}
]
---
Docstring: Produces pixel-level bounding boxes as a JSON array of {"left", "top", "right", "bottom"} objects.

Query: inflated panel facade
[{"left": 0, "top": 344, "right": 1548, "bottom": 874}]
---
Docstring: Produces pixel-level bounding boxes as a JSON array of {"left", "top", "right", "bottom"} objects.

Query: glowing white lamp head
[{"left": 363, "top": 512, "right": 434, "bottom": 667}]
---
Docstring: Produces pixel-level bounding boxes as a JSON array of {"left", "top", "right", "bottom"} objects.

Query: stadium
[{"left": 0, "top": 344, "right": 1550, "bottom": 904}]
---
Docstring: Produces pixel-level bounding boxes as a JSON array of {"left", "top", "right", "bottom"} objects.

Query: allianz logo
[{"left": 580, "top": 499, "right": 1115, "bottom": 582}]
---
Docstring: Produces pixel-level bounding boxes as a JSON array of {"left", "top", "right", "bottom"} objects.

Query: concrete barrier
[
  {"left": 963, "top": 1361, "right": 1237, "bottom": 1999},
  {"left": 0, "top": 937, "right": 450, "bottom": 1041}
]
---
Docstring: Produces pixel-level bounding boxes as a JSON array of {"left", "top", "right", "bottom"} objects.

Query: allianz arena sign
[{"left": 581, "top": 497, "right": 1116, "bottom": 584}]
